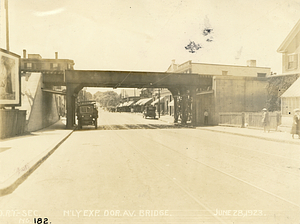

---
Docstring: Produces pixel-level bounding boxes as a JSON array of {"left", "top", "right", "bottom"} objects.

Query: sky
[{"left": 1, "top": 0, "right": 300, "bottom": 94}]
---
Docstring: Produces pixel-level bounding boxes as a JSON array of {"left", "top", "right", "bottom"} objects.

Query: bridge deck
[{"left": 42, "top": 70, "right": 212, "bottom": 88}]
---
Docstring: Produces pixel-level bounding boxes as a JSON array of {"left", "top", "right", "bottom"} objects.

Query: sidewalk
[
  {"left": 158, "top": 115, "right": 300, "bottom": 145},
  {"left": 158, "top": 114, "right": 174, "bottom": 124},
  {"left": 0, "top": 118, "right": 74, "bottom": 196},
  {"left": 196, "top": 125, "right": 300, "bottom": 145}
]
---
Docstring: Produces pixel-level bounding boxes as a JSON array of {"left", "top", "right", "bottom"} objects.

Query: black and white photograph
[{"left": 0, "top": 0, "right": 300, "bottom": 223}]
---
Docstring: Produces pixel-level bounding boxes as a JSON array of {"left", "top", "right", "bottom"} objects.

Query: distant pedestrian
[
  {"left": 262, "top": 108, "right": 270, "bottom": 132},
  {"left": 204, "top": 109, "right": 209, "bottom": 125},
  {"left": 291, "top": 108, "right": 300, "bottom": 139}
]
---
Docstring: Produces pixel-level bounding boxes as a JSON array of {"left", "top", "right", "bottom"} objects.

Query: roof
[
  {"left": 277, "top": 19, "right": 300, "bottom": 53},
  {"left": 281, "top": 77, "right": 300, "bottom": 97}
]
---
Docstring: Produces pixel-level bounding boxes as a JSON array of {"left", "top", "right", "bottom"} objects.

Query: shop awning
[
  {"left": 134, "top": 99, "right": 144, "bottom": 106},
  {"left": 151, "top": 97, "right": 165, "bottom": 105},
  {"left": 125, "top": 101, "right": 135, "bottom": 107},
  {"left": 140, "top": 98, "right": 152, "bottom": 105},
  {"left": 134, "top": 98, "right": 153, "bottom": 106}
]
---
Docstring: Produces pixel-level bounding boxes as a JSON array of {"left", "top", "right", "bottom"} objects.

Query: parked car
[
  {"left": 77, "top": 101, "right": 98, "bottom": 129},
  {"left": 143, "top": 105, "right": 156, "bottom": 119}
]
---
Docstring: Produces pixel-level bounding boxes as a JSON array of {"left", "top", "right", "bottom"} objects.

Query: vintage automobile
[
  {"left": 77, "top": 101, "right": 98, "bottom": 129},
  {"left": 143, "top": 105, "right": 156, "bottom": 119}
]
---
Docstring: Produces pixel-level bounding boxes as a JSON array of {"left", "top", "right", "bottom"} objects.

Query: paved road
[{"left": 0, "top": 110, "right": 299, "bottom": 224}]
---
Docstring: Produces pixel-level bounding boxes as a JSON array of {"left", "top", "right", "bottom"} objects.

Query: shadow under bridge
[{"left": 62, "top": 70, "right": 212, "bottom": 128}]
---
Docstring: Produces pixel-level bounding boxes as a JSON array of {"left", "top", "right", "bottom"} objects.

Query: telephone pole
[
  {"left": 158, "top": 88, "right": 160, "bottom": 118},
  {"left": 5, "top": 0, "right": 10, "bottom": 51}
]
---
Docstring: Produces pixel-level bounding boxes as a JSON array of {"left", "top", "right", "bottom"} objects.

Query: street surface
[{"left": 1, "top": 109, "right": 300, "bottom": 224}]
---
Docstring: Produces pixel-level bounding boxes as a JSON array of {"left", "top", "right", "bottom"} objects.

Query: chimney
[
  {"left": 247, "top": 60, "right": 256, "bottom": 67},
  {"left": 55, "top": 52, "right": 58, "bottom": 59},
  {"left": 23, "top": 49, "right": 26, "bottom": 58}
]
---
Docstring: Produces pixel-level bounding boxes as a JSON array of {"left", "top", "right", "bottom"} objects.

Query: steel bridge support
[
  {"left": 66, "top": 83, "right": 83, "bottom": 129},
  {"left": 168, "top": 87, "right": 197, "bottom": 126}
]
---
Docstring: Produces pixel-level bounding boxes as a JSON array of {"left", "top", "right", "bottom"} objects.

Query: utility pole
[
  {"left": 158, "top": 88, "right": 160, "bottom": 118},
  {"left": 5, "top": 0, "right": 9, "bottom": 51}
]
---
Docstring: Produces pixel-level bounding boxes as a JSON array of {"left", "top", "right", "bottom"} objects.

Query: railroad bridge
[{"left": 42, "top": 70, "right": 212, "bottom": 129}]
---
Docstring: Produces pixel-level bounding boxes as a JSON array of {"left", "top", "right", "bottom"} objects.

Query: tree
[
  {"left": 93, "top": 91, "right": 120, "bottom": 108},
  {"left": 140, "top": 88, "right": 153, "bottom": 98},
  {"left": 78, "top": 89, "right": 93, "bottom": 102}
]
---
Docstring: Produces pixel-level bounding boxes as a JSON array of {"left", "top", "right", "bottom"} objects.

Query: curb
[
  {"left": 0, "top": 129, "right": 75, "bottom": 197},
  {"left": 196, "top": 127, "right": 300, "bottom": 145},
  {"left": 158, "top": 117, "right": 174, "bottom": 124}
]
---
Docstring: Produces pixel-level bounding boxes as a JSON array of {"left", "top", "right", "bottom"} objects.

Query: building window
[
  {"left": 257, "top": 73, "right": 266, "bottom": 77},
  {"left": 53, "top": 63, "right": 58, "bottom": 69},
  {"left": 222, "top": 71, "right": 228, "bottom": 76},
  {"left": 50, "top": 63, "right": 59, "bottom": 70},
  {"left": 26, "top": 63, "right": 32, "bottom": 69},
  {"left": 288, "top": 54, "right": 298, "bottom": 70}
]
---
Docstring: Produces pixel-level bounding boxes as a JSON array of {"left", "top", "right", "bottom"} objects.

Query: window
[
  {"left": 257, "top": 73, "right": 266, "bottom": 77},
  {"left": 288, "top": 54, "right": 298, "bottom": 70},
  {"left": 80, "top": 106, "right": 93, "bottom": 113},
  {"left": 26, "top": 63, "right": 32, "bottom": 68},
  {"left": 222, "top": 71, "right": 228, "bottom": 76},
  {"left": 50, "top": 63, "right": 59, "bottom": 70}
]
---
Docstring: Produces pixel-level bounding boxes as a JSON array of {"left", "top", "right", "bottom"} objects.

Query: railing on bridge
[{"left": 219, "top": 112, "right": 281, "bottom": 130}]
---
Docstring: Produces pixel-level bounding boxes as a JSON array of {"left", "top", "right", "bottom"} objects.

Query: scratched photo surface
[{"left": 1, "top": 0, "right": 300, "bottom": 223}]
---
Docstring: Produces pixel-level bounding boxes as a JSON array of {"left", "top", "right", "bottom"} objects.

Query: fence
[
  {"left": 219, "top": 112, "right": 281, "bottom": 130},
  {"left": 0, "top": 109, "right": 27, "bottom": 139},
  {"left": 218, "top": 113, "right": 243, "bottom": 127}
]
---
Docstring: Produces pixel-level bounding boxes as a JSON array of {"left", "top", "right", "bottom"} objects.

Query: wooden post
[{"left": 5, "top": 0, "right": 10, "bottom": 51}]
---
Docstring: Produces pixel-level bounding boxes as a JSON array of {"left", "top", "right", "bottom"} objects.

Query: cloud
[{"left": 34, "top": 7, "right": 65, "bottom": 17}]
